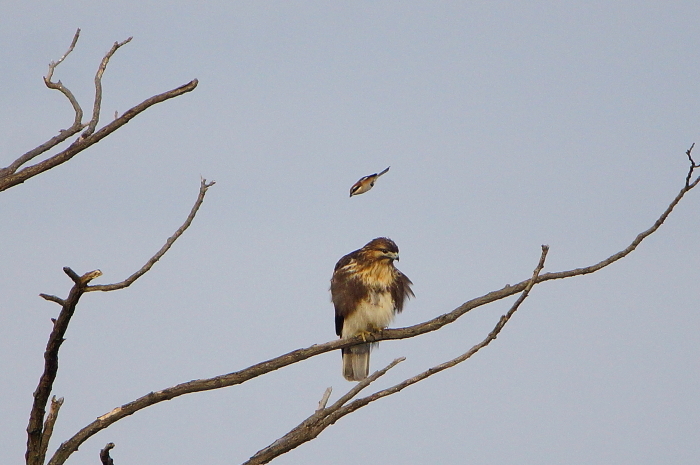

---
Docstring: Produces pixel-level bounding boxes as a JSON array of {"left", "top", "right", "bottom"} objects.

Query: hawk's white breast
[{"left": 341, "top": 290, "right": 395, "bottom": 339}]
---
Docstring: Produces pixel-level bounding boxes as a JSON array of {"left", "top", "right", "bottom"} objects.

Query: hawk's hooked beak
[{"left": 383, "top": 251, "right": 399, "bottom": 261}]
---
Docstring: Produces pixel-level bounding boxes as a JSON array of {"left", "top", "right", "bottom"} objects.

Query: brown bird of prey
[
  {"left": 349, "top": 166, "right": 390, "bottom": 197},
  {"left": 331, "top": 237, "right": 414, "bottom": 381}
]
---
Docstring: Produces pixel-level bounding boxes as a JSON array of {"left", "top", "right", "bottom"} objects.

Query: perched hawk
[
  {"left": 331, "top": 237, "right": 414, "bottom": 381},
  {"left": 349, "top": 166, "right": 390, "bottom": 197}
]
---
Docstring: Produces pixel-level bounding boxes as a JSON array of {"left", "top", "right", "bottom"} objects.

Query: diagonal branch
[
  {"left": 336, "top": 244, "right": 549, "bottom": 410},
  {"left": 245, "top": 246, "right": 548, "bottom": 465},
  {"left": 0, "top": 29, "right": 85, "bottom": 179},
  {"left": 245, "top": 358, "right": 405, "bottom": 465},
  {"left": 87, "top": 178, "right": 215, "bottom": 292},
  {"left": 1, "top": 78, "right": 198, "bottom": 192},
  {"left": 46, "top": 150, "right": 698, "bottom": 465}
]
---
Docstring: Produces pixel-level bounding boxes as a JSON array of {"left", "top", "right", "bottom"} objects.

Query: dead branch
[
  {"left": 45, "top": 150, "right": 698, "bottom": 465},
  {"left": 245, "top": 245, "right": 549, "bottom": 464},
  {"left": 26, "top": 268, "right": 102, "bottom": 465},
  {"left": 685, "top": 143, "right": 699, "bottom": 187},
  {"left": 316, "top": 387, "right": 333, "bottom": 411},
  {"left": 83, "top": 36, "right": 133, "bottom": 138},
  {"left": 37, "top": 396, "right": 64, "bottom": 465},
  {"left": 87, "top": 178, "right": 215, "bottom": 292},
  {"left": 0, "top": 29, "right": 85, "bottom": 179},
  {"left": 0, "top": 30, "right": 198, "bottom": 191},
  {"left": 99, "top": 443, "right": 115, "bottom": 465},
  {"left": 27, "top": 180, "right": 212, "bottom": 465},
  {"left": 245, "top": 358, "right": 405, "bottom": 465}
]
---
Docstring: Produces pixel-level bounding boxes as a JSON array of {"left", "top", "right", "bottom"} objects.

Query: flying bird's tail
[
  {"left": 377, "top": 166, "right": 390, "bottom": 177},
  {"left": 342, "top": 344, "right": 370, "bottom": 381}
]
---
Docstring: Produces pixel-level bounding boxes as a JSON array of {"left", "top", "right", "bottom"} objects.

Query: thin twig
[
  {"left": 82, "top": 37, "right": 133, "bottom": 139},
  {"left": 87, "top": 178, "right": 215, "bottom": 292},
  {"left": 46, "top": 152, "right": 699, "bottom": 465},
  {"left": 316, "top": 387, "right": 332, "bottom": 411},
  {"left": 39, "top": 294, "right": 65, "bottom": 306},
  {"left": 46, "top": 29, "right": 81, "bottom": 81},
  {"left": 685, "top": 143, "right": 699, "bottom": 188}
]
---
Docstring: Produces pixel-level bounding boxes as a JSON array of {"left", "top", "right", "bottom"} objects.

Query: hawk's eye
[{"left": 380, "top": 249, "right": 389, "bottom": 253}]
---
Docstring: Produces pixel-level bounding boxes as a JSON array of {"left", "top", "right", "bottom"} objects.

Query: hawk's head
[{"left": 361, "top": 237, "right": 400, "bottom": 262}]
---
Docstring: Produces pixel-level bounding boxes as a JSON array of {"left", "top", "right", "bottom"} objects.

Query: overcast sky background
[{"left": 2, "top": 2, "right": 700, "bottom": 464}]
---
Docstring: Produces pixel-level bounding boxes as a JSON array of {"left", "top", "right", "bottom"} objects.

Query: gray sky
[{"left": 2, "top": 2, "right": 700, "bottom": 464}]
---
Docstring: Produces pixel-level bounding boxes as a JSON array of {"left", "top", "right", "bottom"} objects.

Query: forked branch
[
  {"left": 27, "top": 268, "right": 102, "bottom": 465},
  {"left": 0, "top": 30, "right": 198, "bottom": 191},
  {"left": 28, "top": 180, "right": 213, "bottom": 465}
]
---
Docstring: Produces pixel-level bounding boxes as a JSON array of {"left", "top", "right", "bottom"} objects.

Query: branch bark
[
  {"left": 26, "top": 268, "right": 102, "bottom": 465},
  {"left": 245, "top": 358, "right": 406, "bottom": 465},
  {"left": 46, "top": 149, "right": 699, "bottom": 465},
  {"left": 0, "top": 30, "right": 198, "bottom": 191},
  {"left": 244, "top": 245, "right": 549, "bottom": 464},
  {"left": 0, "top": 29, "right": 85, "bottom": 179},
  {"left": 27, "top": 180, "right": 213, "bottom": 465},
  {"left": 36, "top": 396, "right": 64, "bottom": 465},
  {"left": 99, "top": 443, "right": 115, "bottom": 465}
]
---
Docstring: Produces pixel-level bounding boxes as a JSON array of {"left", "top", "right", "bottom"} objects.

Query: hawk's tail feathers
[{"left": 342, "top": 344, "right": 370, "bottom": 381}]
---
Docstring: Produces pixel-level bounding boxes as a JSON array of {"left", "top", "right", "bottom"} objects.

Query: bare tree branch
[
  {"left": 82, "top": 37, "right": 133, "bottom": 139},
  {"left": 336, "top": 244, "right": 549, "bottom": 408},
  {"left": 0, "top": 30, "right": 198, "bottom": 192},
  {"left": 245, "top": 358, "right": 405, "bottom": 465},
  {"left": 316, "top": 387, "right": 333, "bottom": 411},
  {"left": 0, "top": 29, "right": 85, "bottom": 179},
  {"left": 245, "top": 245, "right": 549, "bottom": 464},
  {"left": 28, "top": 180, "right": 212, "bottom": 465},
  {"left": 685, "top": 143, "right": 699, "bottom": 188},
  {"left": 39, "top": 294, "right": 65, "bottom": 306},
  {"left": 99, "top": 443, "right": 115, "bottom": 465},
  {"left": 44, "top": 149, "right": 698, "bottom": 465},
  {"left": 37, "top": 396, "right": 64, "bottom": 465},
  {"left": 26, "top": 269, "right": 102, "bottom": 465},
  {"left": 87, "top": 178, "right": 215, "bottom": 292},
  {"left": 1, "top": 79, "right": 198, "bottom": 192}
]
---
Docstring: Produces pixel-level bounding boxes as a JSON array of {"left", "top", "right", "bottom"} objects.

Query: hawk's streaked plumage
[
  {"left": 349, "top": 166, "right": 390, "bottom": 197},
  {"left": 331, "top": 237, "right": 414, "bottom": 381}
]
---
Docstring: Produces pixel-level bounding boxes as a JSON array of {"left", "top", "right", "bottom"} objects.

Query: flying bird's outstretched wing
[{"left": 330, "top": 237, "right": 413, "bottom": 381}]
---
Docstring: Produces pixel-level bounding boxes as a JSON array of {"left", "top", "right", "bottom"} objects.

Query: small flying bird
[
  {"left": 349, "top": 166, "right": 390, "bottom": 197},
  {"left": 330, "top": 237, "right": 414, "bottom": 381}
]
